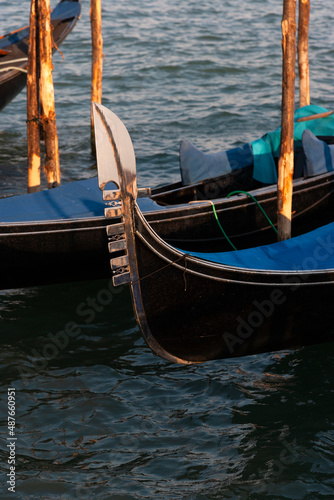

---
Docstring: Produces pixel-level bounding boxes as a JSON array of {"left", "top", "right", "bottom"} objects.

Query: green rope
[
  {"left": 227, "top": 190, "right": 278, "bottom": 235},
  {"left": 209, "top": 201, "right": 237, "bottom": 251},
  {"left": 208, "top": 190, "right": 278, "bottom": 251}
]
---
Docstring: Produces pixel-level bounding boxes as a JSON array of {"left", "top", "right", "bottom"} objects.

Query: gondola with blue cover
[{"left": 93, "top": 103, "right": 334, "bottom": 363}]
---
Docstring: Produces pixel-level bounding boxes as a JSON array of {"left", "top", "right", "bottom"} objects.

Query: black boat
[
  {"left": 0, "top": 0, "right": 81, "bottom": 111},
  {"left": 1, "top": 104, "right": 334, "bottom": 290},
  {"left": 93, "top": 103, "right": 334, "bottom": 364}
]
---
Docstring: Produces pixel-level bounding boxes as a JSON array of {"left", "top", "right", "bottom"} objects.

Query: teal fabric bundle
[
  {"left": 251, "top": 105, "right": 334, "bottom": 184},
  {"left": 180, "top": 105, "right": 334, "bottom": 186}
]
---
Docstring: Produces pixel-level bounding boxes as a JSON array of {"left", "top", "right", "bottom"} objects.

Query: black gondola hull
[
  {"left": 1, "top": 169, "right": 334, "bottom": 290},
  {"left": 133, "top": 206, "right": 334, "bottom": 363}
]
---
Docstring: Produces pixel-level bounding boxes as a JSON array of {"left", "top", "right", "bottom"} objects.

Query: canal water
[{"left": 0, "top": 0, "right": 333, "bottom": 498}]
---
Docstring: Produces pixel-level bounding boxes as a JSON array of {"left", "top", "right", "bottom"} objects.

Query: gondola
[
  {"left": 0, "top": 0, "right": 81, "bottom": 111},
  {"left": 93, "top": 103, "right": 334, "bottom": 364},
  {"left": 1, "top": 105, "right": 334, "bottom": 290}
]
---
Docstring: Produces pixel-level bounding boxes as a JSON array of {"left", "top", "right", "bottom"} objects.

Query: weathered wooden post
[
  {"left": 90, "top": 0, "right": 103, "bottom": 154},
  {"left": 38, "top": 0, "right": 61, "bottom": 188},
  {"left": 298, "top": 0, "right": 310, "bottom": 107},
  {"left": 277, "top": 0, "right": 297, "bottom": 241},
  {"left": 27, "top": 0, "right": 41, "bottom": 193}
]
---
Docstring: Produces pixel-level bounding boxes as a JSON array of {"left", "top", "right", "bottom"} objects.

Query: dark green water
[{"left": 0, "top": 1, "right": 333, "bottom": 498}]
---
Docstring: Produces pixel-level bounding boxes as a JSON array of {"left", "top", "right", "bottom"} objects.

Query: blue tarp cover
[
  {"left": 0, "top": 178, "right": 105, "bottom": 223},
  {"left": 179, "top": 140, "right": 253, "bottom": 185},
  {"left": 0, "top": 177, "right": 162, "bottom": 224},
  {"left": 185, "top": 222, "right": 334, "bottom": 272}
]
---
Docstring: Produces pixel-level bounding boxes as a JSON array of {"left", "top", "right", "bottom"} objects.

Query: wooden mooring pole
[
  {"left": 27, "top": 0, "right": 41, "bottom": 193},
  {"left": 38, "top": 0, "right": 60, "bottom": 188},
  {"left": 90, "top": 0, "right": 103, "bottom": 154},
  {"left": 27, "top": 0, "right": 60, "bottom": 192},
  {"left": 298, "top": 0, "right": 311, "bottom": 107},
  {"left": 277, "top": 0, "right": 297, "bottom": 242}
]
